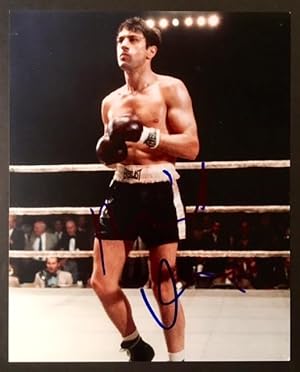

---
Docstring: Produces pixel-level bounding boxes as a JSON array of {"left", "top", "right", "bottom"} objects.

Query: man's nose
[{"left": 120, "top": 39, "right": 130, "bottom": 49}]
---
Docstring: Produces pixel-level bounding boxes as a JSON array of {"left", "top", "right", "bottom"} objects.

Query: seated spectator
[
  {"left": 33, "top": 257, "right": 73, "bottom": 288},
  {"left": 201, "top": 221, "right": 229, "bottom": 281},
  {"left": 21, "top": 223, "right": 32, "bottom": 245},
  {"left": 9, "top": 214, "right": 25, "bottom": 250},
  {"left": 53, "top": 219, "right": 64, "bottom": 241},
  {"left": 228, "top": 219, "right": 258, "bottom": 288},
  {"left": 9, "top": 214, "right": 25, "bottom": 282},
  {"left": 26, "top": 220, "right": 58, "bottom": 251},
  {"left": 233, "top": 220, "right": 255, "bottom": 250},
  {"left": 58, "top": 219, "right": 92, "bottom": 285},
  {"left": 77, "top": 215, "right": 89, "bottom": 233},
  {"left": 200, "top": 221, "right": 229, "bottom": 250},
  {"left": 189, "top": 215, "right": 213, "bottom": 248},
  {"left": 58, "top": 219, "right": 90, "bottom": 250},
  {"left": 25, "top": 220, "right": 58, "bottom": 282}
]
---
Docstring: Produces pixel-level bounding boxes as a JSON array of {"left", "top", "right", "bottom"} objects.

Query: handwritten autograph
[{"left": 140, "top": 258, "right": 185, "bottom": 330}]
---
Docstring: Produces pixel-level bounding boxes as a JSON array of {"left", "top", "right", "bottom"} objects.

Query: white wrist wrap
[{"left": 139, "top": 127, "right": 160, "bottom": 149}]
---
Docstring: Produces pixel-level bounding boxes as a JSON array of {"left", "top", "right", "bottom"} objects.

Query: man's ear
[{"left": 146, "top": 45, "right": 158, "bottom": 60}]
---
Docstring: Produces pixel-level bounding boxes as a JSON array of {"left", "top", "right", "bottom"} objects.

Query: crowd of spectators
[
  {"left": 9, "top": 213, "right": 290, "bottom": 290},
  {"left": 178, "top": 213, "right": 290, "bottom": 290},
  {"left": 9, "top": 215, "right": 93, "bottom": 287}
]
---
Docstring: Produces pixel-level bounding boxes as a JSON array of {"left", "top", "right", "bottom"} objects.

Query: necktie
[{"left": 39, "top": 236, "right": 42, "bottom": 251}]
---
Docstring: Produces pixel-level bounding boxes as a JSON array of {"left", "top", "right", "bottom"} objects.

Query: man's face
[
  {"left": 46, "top": 258, "right": 59, "bottom": 273},
  {"left": 212, "top": 222, "right": 221, "bottom": 234},
  {"left": 34, "top": 222, "right": 46, "bottom": 236},
  {"left": 66, "top": 221, "right": 77, "bottom": 236},
  {"left": 78, "top": 216, "right": 86, "bottom": 228},
  {"left": 116, "top": 29, "right": 148, "bottom": 71},
  {"left": 54, "top": 220, "right": 63, "bottom": 232}
]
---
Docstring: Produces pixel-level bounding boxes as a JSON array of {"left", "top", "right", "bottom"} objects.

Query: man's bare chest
[{"left": 108, "top": 88, "right": 167, "bottom": 126}]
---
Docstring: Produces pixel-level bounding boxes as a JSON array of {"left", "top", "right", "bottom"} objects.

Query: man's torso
[{"left": 105, "top": 74, "right": 176, "bottom": 165}]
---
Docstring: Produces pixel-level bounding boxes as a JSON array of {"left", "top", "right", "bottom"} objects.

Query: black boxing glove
[
  {"left": 96, "top": 135, "right": 128, "bottom": 165},
  {"left": 108, "top": 115, "right": 160, "bottom": 149}
]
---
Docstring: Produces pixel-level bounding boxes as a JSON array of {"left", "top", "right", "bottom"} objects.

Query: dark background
[{"left": 9, "top": 11, "right": 290, "bottom": 207}]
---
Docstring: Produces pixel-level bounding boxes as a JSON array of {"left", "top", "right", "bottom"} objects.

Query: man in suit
[
  {"left": 9, "top": 214, "right": 25, "bottom": 281},
  {"left": 26, "top": 220, "right": 58, "bottom": 281},
  {"left": 53, "top": 219, "right": 64, "bottom": 242},
  {"left": 201, "top": 221, "right": 230, "bottom": 283},
  {"left": 58, "top": 219, "right": 92, "bottom": 285},
  {"left": 33, "top": 256, "right": 73, "bottom": 288}
]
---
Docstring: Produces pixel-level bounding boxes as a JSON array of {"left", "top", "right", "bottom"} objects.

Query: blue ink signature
[
  {"left": 162, "top": 169, "right": 173, "bottom": 185},
  {"left": 140, "top": 258, "right": 185, "bottom": 330},
  {"left": 196, "top": 271, "right": 246, "bottom": 294},
  {"left": 140, "top": 259, "right": 246, "bottom": 330},
  {"left": 90, "top": 205, "right": 107, "bottom": 275}
]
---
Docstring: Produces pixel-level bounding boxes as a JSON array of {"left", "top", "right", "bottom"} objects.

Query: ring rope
[
  {"left": 9, "top": 205, "right": 290, "bottom": 215},
  {"left": 9, "top": 250, "right": 290, "bottom": 258},
  {"left": 9, "top": 160, "right": 290, "bottom": 173}
]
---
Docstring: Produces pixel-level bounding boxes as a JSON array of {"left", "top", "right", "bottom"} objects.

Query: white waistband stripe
[{"left": 112, "top": 163, "right": 180, "bottom": 184}]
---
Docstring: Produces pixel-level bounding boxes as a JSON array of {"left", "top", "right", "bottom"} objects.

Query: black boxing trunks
[{"left": 99, "top": 163, "right": 186, "bottom": 247}]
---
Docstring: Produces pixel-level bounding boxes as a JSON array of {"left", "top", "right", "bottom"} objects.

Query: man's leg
[
  {"left": 90, "top": 237, "right": 136, "bottom": 337},
  {"left": 149, "top": 243, "right": 185, "bottom": 358},
  {"left": 90, "top": 237, "right": 155, "bottom": 361}
]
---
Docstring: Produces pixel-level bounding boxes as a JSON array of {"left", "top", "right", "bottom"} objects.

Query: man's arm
[
  {"left": 96, "top": 96, "right": 128, "bottom": 165},
  {"left": 59, "top": 271, "right": 73, "bottom": 287},
  {"left": 158, "top": 78, "right": 200, "bottom": 160},
  {"left": 100, "top": 95, "right": 110, "bottom": 129}
]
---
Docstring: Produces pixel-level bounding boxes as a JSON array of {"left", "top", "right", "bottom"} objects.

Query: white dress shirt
[{"left": 69, "top": 237, "right": 76, "bottom": 251}]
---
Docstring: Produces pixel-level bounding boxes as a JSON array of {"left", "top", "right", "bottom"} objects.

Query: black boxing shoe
[{"left": 120, "top": 336, "right": 155, "bottom": 361}]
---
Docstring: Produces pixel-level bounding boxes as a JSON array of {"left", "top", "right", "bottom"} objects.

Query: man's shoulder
[
  {"left": 102, "top": 86, "right": 125, "bottom": 105},
  {"left": 13, "top": 228, "right": 24, "bottom": 236},
  {"left": 156, "top": 74, "right": 184, "bottom": 89},
  {"left": 58, "top": 270, "right": 72, "bottom": 278},
  {"left": 45, "top": 232, "right": 56, "bottom": 239}
]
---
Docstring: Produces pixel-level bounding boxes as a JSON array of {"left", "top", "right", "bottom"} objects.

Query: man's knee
[
  {"left": 152, "top": 265, "right": 177, "bottom": 296},
  {"left": 90, "top": 272, "right": 118, "bottom": 298},
  {"left": 152, "top": 262, "right": 177, "bottom": 283}
]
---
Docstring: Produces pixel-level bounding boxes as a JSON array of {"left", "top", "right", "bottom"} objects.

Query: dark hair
[
  {"left": 65, "top": 218, "right": 77, "bottom": 225},
  {"left": 117, "top": 17, "right": 161, "bottom": 49},
  {"left": 46, "top": 256, "right": 59, "bottom": 263},
  {"left": 34, "top": 219, "right": 46, "bottom": 226}
]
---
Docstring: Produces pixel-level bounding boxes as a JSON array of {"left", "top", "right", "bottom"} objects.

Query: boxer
[{"left": 92, "top": 17, "right": 200, "bottom": 362}]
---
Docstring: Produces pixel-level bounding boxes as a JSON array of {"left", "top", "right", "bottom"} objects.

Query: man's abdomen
[{"left": 124, "top": 142, "right": 175, "bottom": 165}]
